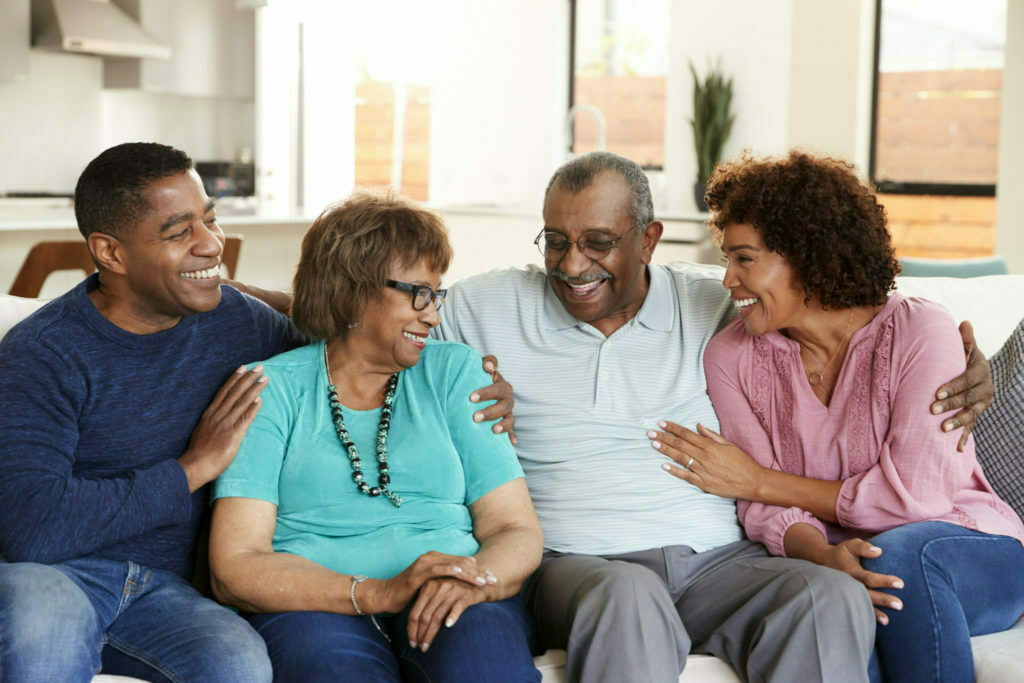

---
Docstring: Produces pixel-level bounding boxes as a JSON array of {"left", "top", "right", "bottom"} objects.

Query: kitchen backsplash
[{"left": 0, "top": 50, "right": 254, "bottom": 195}]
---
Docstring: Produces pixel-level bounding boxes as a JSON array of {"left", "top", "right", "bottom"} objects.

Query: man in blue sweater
[
  {"left": 0, "top": 142, "right": 514, "bottom": 681},
  {"left": 0, "top": 142, "right": 296, "bottom": 681}
]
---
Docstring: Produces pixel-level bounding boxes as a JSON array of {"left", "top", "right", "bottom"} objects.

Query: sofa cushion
[
  {"left": 973, "top": 319, "right": 1024, "bottom": 522},
  {"left": 0, "top": 294, "right": 47, "bottom": 341}
]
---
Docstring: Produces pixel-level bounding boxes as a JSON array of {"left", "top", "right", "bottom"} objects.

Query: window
[
  {"left": 869, "top": 0, "right": 1007, "bottom": 196},
  {"left": 568, "top": 0, "right": 669, "bottom": 169}
]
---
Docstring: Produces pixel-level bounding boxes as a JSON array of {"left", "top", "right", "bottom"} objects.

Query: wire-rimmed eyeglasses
[{"left": 533, "top": 225, "right": 639, "bottom": 261}]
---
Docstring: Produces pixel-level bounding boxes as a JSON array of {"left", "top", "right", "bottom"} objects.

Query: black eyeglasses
[
  {"left": 385, "top": 279, "right": 447, "bottom": 311},
  {"left": 533, "top": 225, "right": 639, "bottom": 261}
]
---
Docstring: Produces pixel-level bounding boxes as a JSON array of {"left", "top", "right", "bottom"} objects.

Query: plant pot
[{"left": 693, "top": 182, "right": 708, "bottom": 212}]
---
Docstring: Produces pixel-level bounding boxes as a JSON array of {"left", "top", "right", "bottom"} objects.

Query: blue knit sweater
[{"left": 0, "top": 275, "right": 303, "bottom": 578}]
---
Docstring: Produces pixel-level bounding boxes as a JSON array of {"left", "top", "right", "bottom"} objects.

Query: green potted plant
[{"left": 689, "top": 60, "right": 734, "bottom": 211}]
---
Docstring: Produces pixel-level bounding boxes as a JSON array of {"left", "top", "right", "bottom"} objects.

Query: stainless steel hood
[{"left": 31, "top": 0, "right": 171, "bottom": 60}]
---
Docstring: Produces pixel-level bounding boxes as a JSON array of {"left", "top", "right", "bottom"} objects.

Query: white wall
[
  {"left": 0, "top": 50, "right": 254, "bottom": 194},
  {"left": 427, "top": 0, "right": 568, "bottom": 212},
  {"left": 664, "top": 0, "right": 795, "bottom": 215},
  {"left": 997, "top": 0, "right": 1024, "bottom": 274}
]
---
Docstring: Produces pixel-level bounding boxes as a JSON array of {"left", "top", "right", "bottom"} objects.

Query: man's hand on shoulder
[
  {"left": 470, "top": 355, "right": 517, "bottom": 445},
  {"left": 931, "top": 320, "right": 993, "bottom": 451},
  {"left": 178, "top": 364, "right": 268, "bottom": 491}
]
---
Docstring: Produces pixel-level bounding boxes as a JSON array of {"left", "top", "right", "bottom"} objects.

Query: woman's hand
[
  {"left": 470, "top": 355, "right": 517, "bottom": 445},
  {"left": 651, "top": 421, "right": 765, "bottom": 500},
  {"left": 372, "top": 552, "right": 496, "bottom": 615},
  {"left": 931, "top": 321, "right": 993, "bottom": 451},
  {"left": 405, "top": 577, "right": 490, "bottom": 652},
  {"left": 818, "top": 539, "right": 904, "bottom": 626}
]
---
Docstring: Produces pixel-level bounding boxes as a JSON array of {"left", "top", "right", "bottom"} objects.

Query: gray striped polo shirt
[{"left": 433, "top": 263, "right": 743, "bottom": 555}]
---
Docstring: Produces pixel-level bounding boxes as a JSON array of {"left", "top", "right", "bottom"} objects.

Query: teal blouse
[{"left": 212, "top": 339, "right": 524, "bottom": 579}]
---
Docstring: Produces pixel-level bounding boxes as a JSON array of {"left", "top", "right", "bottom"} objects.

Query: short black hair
[{"left": 74, "top": 142, "right": 194, "bottom": 239}]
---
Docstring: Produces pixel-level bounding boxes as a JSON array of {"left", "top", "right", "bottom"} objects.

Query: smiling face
[
  {"left": 541, "top": 170, "right": 658, "bottom": 336},
  {"left": 720, "top": 222, "right": 809, "bottom": 336},
  {"left": 356, "top": 257, "right": 442, "bottom": 372},
  {"left": 109, "top": 169, "right": 224, "bottom": 331}
]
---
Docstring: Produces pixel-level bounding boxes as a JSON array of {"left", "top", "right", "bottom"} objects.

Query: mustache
[{"left": 550, "top": 268, "right": 611, "bottom": 284}]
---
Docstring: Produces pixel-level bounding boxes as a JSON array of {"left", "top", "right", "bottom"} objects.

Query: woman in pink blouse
[{"left": 652, "top": 151, "right": 1024, "bottom": 683}]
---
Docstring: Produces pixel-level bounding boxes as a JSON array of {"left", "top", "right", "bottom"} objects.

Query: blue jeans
[
  {"left": 863, "top": 521, "right": 1024, "bottom": 683},
  {"left": 0, "top": 557, "right": 272, "bottom": 682},
  {"left": 247, "top": 596, "right": 541, "bottom": 682}
]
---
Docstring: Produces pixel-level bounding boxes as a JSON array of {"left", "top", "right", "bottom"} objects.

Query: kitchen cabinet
[
  {"left": 103, "top": 0, "right": 254, "bottom": 98},
  {"left": 0, "top": 0, "right": 30, "bottom": 82}
]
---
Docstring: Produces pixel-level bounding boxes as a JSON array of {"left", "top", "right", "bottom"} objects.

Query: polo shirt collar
[{"left": 541, "top": 265, "right": 673, "bottom": 332}]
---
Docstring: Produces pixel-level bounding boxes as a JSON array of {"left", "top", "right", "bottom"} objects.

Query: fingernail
[
  {"left": 258, "top": 375, "right": 268, "bottom": 383},
  {"left": 647, "top": 431, "right": 658, "bottom": 439},
  {"left": 470, "top": 393, "right": 480, "bottom": 402},
  {"left": 494, "top": 425, "right": 503, "bottom": 433},
  {"left": 253, "top": 396, "right": 261, "bottom": 404},
  {"left": 235, "top": 365, "right": 246, "bottom": 373},
  {"left": 511, "top": 436, "right": 517, "bottom": 445},
  {"left": 446, "top": 618, "right": 455, "bottom": 628},
  {"left": 931, "top": 404, "right": 942, "bottom": 414},
  {"left": 892, "top": 580, "right": 904, "bottom": 589},
  {"left": 484, "top": 362, "right": 495, "bottom": 372},
  {"left": 937, "top": 391, "right": 948, "bottom": 400},
  {"left": 252, "top": 365, "right": 263, "bottom": 372},
  {"left": 943, "top": 422, "right": 954, "bottom": 432},
  {"left": 878, "top": 614, "right": 888, "bottom": 625},
  {"left": 410, "top": 640, "right": 417, "bottom": 648},
  {"left": 869, "top": 545, "right": 881, "bottom": 553},
  {"left": 658, "top": 421, "right": 667, "bottom": 429},
  {"left": 473, "top": 412, "right": 484, "bottom": 422},
  {"left": 487, "top": 575, "right": 497, "bottom": 584},
  {"left": 890, "top": 600, "right": 902, "bottom": 610},
  {"left": 475, "top": 577, "right": 485, "bottom": 585},
  {"left": 651, "top": 441, "right": 661, "bottom": 450},
  {"left": 453, "top": 566, "right": 462, "bottom": 573},
  {"left": 662, "top": 463, "right": 672, "bottom": 472},
  {"left": 421, "top": 643, "right": 430, "bottom": 652}
]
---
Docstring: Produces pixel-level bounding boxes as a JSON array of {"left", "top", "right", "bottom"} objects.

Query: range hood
[{"left": 31, "top": 0, "right": 171, "bottom": 60}]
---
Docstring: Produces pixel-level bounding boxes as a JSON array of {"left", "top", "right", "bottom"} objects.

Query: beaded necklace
[{"left": 324, "top": 344, "right": 402, "bottom": 508}]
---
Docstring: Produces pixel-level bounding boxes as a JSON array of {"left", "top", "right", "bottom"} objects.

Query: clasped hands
[{"left": 371, "top": 551, "right": 499, "bottom": 653}]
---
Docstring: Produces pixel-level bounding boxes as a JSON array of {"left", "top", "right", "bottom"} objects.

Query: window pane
[
  {"left": 874, "top": 0, "right": 1006, "bottom": 186},
  {"left": 572, "top": 0, "right": 669, "bottom": 168}
]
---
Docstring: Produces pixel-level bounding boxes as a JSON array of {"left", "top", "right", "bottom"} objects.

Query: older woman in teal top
[{"left": 209, "top": 192, "right": 543, "bottom": 682}]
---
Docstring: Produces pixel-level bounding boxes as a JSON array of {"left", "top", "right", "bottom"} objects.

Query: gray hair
[{"left": 544, "top": 151, "right": 654, "bottom": 230}]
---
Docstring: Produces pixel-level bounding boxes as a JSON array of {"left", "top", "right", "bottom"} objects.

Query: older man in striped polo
[{"left": 432, "top": 151, "right": 989, "bottom": 683}]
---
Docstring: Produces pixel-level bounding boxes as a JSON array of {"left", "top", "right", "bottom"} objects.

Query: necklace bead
[{"left": 325, "top": 345, "right": 402, "bottom": 508}]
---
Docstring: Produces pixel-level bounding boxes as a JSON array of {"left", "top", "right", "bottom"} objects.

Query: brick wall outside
[{"left": 354, "top": 82, "right": 430, "bottom": 201}]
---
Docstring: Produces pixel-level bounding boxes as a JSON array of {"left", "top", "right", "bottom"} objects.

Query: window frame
[
  {"left": 566, "top": 0, "right": 665, "bottom": 171},
  {"left": 868, "top": 0, "right": 998, "bottom": 197}
]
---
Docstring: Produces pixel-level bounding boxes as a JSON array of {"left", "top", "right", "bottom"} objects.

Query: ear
[
  {"left": 640, "top": 221, "right": 663, "bottom": 265},
  {"left": 87, "top": 232, "right": 128, "bottom": 275}
]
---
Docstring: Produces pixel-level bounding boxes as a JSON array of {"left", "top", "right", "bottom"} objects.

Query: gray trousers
[{"left": 521, "top": 540, "right": 874, "bottom": 683}]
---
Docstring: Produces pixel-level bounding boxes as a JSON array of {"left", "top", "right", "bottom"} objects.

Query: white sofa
[{"left": 3, "top": 269, "right": 1024, "bottom": 683}]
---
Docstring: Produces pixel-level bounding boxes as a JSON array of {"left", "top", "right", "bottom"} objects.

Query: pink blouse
[{"left": 704, "top": 293, "right": 1024, "bottom": 557}]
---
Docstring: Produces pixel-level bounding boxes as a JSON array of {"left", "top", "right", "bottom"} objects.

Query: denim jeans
[
  {"left": 863, "top": 521, "right": 1024, "bottom": 683},
  {"left": 247, "top": 596, "right": 541, "bottom": 682},
  {"left": 0, "top": 556, "right": 272, "bottom": 682}
]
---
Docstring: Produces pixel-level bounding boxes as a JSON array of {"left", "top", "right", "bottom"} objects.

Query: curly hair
[
  {"left": 705, "top": 150, "right": 899, "bottom": 309},
  {"left": 291, "top": 190, "right": 453, "bottom": 340}
]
